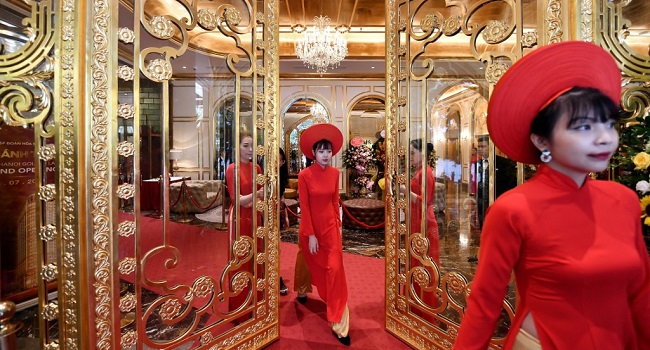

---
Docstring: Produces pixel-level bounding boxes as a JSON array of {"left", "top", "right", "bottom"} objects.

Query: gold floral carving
[
  {"left": 580, "top": 0, "right": 593, "bottom": 42},
  {"left": 146, "top": 59, "right": 172, "bottom": 82},
  {"left": 117, "top": 65, "right": 135, "bottom": 81},
  {"left": 117, "top": 221, "right": 136, "bottom": 237},
  {"left": 39, "top": 144, "right": 56, "bottom": 161},
  {"left": 117, "top": 27, "right": 134, "bottom": 44},
  {"left": 39, "top": 184, "right": 56, "bottom": 202},
  {"left": 42, "top": 302, "right": 59, "bottom": 321},
  {"left": 521, "top": 31, "right": 538, "bottom": 48},
  {"left": 40, "top": 224, "right": 56, "bottom": 241},
  {"left": 120, "top": 331, "right": 137, "bottom": 348},
  {"left": 118, "top": 258, "right": 136, "bottom": 275},
  {"left": 149, "top": 16, "right": 175, "bottom": 39},
  {"left": 485, "top": 62, "right": 509, "bottom": 84},
  {"left": 224, "top": 7, "right": 243, "bottom": 26},
  {"left": 412, "top": 267, "right": 431, "bottom": 286},
  {"left": 44, "top": 342, "right": 60, "bottom": 350},
  {"left": 546, "top": 0, "right": 563, "bottom": 44},
  {"left": 119, "top": 293, "right": 137, "bottom": 313},
  {"left": 198, "top": 9, "right": 218, "bottom": 30},
  {"left": 442, "top": 15, "right": 461, "bottom": 36},
  {"left": 117, "top": 141, "right": 134, "bottom": 157},
  {"left": 42, "top": 264, "right": 58, "bottom": 282},
  {"left": 117, "top": 103, "right": 134, "bottom": 119},
  {"left": 420, "top": 14, "right": 439, "bottom": 33},
  {"left": 117, "top": 184, "right": 135, "bottom": 199},
  {"left": 159, "top": 299, "right": 183, "bottom": 320},
  {"left": 483, "top": 20, "right": 510, "bottom": 44},
  {"left": 193, "top": 277, "right": 214, "bottom": 298},
  {"left": 232, "top": 273, "right": 249, "bottom": 293}
]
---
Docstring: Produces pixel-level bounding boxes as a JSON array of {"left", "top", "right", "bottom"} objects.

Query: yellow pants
[
  {"left": 512, "top": 328, "right": 541, "bottom": 350},
  {"left": 293, "top": 238, "right": 312, "bottom": 294}
]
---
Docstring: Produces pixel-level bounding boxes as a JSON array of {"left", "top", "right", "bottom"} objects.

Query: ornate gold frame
[{"left": 0, "top": 0, "right": 647, "bottom": 348}]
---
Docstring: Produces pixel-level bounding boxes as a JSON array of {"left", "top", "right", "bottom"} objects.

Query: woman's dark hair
[
  {"left": 279, "top": 148, "right": 288, "bottom": 197},
  {"left": 411, "top": 138, "right": 434, "bottom": 154},
  {"left": 312, "top": 139, "right": 333, "bottom": 153},
  {"left": 530, "top": 87, "right": 620, "bottom": 139}
]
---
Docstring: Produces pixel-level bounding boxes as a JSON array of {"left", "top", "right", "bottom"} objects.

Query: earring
[{"left": 540, "top": 150, "right": 552, "bottom": 163}]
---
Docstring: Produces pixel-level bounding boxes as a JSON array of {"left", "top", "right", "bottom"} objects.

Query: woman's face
[
  {"left": 313, "top": 146, "right": 332, "bottom": 167},
  {"left": 278, "top": 151, "right": 286, "bottom": 167},
  {"left": 239, "top": 136, "right": 254, "bottom": 163},
  {"left": 409, "top": 145, "right": 422, "bottom": 166},
  {"left": 543, "top": 112, "right": 618, "bottom": 183}
]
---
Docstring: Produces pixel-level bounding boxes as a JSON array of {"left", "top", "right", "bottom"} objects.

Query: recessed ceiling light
[
  {"left": 371, "top": 66, "right": 375, "bottom": 69},
  {"left": 182, "top": 66, "right": 187, "bottom": 69}
]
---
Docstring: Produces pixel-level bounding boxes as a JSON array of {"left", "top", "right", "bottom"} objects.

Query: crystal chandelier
[
  {"left": 310, "top": 103, "right": 327, "bottom": 119},
  {"left": 295, "top": 15, "right": 348, "bottom": 74}
]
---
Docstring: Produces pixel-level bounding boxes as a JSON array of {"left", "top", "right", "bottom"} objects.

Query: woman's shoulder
[{"left": 590, "top": 179, "right": 639, "bottom": 204}]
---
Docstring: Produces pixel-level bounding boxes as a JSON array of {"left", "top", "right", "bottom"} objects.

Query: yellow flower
[
  {"left": 378, "top": 177, "right": 385, "bottom": 190},
  {"left": 632, "top": 152, "right": 650, "bottom": 170},
  {"left": 641, "top": 195, "right": 650, "bottom": 225}
]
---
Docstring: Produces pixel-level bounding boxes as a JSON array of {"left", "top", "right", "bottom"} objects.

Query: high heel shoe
[
  {"left": 332, "top": 331, "right": 351, "bottom": 346},
  {"left": 296, "top": 293, "right": 307, "bottom": 304}
]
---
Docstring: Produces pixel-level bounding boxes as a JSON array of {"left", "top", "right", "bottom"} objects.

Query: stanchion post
[
  {"left": 0, "top": 300, "right": 22, "bottom": 350},
  {"left": 177, "top": 178, "right": 193, "bottom": 223}
]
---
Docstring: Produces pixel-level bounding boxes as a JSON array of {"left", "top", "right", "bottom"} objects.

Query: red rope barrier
[
  {"left": 339, "top": 198, "right": 385, "bottom": 230},
  {"left": 286, "top": 204, "right": 300, "bottom": 218},
  {"left": 283, "top": 198, "right": 385, "bottom": 230},
  {"left": 181, "top": 183, "right": 223, "bottom": 211},
  {"left": 169, "top": 182, "right": 184, "bottom": 207}
]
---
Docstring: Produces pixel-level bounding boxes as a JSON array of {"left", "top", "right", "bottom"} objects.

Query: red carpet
[
  {"left": 272, "top": 242, "right": 409, "bottom": 349},
  {"left": 119, "top": 214, "right": 408, "bottom": 348}
]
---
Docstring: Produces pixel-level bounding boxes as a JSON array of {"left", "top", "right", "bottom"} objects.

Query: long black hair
[
  {"left": 279, "top": 148, "right": 288, "bottom": 197},
  {"left": 530, "top": 87, "right": 620, "bottom": 140}
]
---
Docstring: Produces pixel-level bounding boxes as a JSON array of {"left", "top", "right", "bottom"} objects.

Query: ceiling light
[
  {"left": 310, "top": 103, "right": 327, "bottom": 119},
  {"left": 295, "top": 3, "right": 348, "bottom": 75}
]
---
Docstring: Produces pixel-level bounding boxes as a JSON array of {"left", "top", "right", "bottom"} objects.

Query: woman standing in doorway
[
  {"left": 400, "top": 139, "right": 440, "bottom": 320},
  {"left": 454, "top": 42, "right": 650, "bottom": 349},
  {"left": 298, "top": 123, "right": 350, "bottom": 346},
  {"left": 226, "top": 129, "right": 264, "bottom": 316}
]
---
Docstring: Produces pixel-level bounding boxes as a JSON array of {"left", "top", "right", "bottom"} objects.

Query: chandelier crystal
[
  {"left": 295, "top": 16, "right": 348, "bottom": 74},
  {"left": 310, "top": 103, "right": 327, "bottom": 119}
]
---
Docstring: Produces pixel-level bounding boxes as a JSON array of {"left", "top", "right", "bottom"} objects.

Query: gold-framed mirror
[{"left": 1, "top": 0, "right": 649, "bottom": 349}]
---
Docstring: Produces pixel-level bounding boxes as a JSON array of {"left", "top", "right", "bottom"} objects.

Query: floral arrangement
[
  {"left": 353, "top": 175, "right": 374, "bottom": 192},
  {"left": 342, "top": 137, "right": 378, "bottom": 174},
  {"left": 610, "top": 113, "right": 650, "bottom": 250}
]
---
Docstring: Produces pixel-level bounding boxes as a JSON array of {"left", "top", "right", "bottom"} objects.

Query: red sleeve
[
  {"left": 411, "top": 169, "right": 423, "bottom": 203},
  {"left": 298, "top": 170, "right": 315, "bottom": 238},
  {"left": 630, "top": 206, "right": 650, "bottom": 349},
  {"left": 454, "top": 198, "right": 525, "bottom": 349},
  {"left": 225, "top": 163, "right": 235, "bottom": 199},
  {"left": 426, "top": 166, "right": 436, "bottom": 206},
  {"left": 332, "top": 168, "right": 341, "bottom": 226}
]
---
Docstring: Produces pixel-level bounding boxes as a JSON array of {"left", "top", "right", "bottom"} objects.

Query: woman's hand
[
  {"left": 308, "top": 235, "right": 319, "bottom": 254},
  {"left": 399, "top": 184, "right": 406, "bottom": 194}
]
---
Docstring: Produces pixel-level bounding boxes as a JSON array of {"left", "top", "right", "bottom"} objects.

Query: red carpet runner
[
  {"left": 120, "top": 215, "right": 408, "bottom": 348},
  {"left": 271, "top": 242, "right": 409, "bottom": 349}
]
